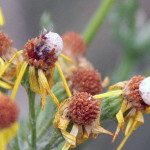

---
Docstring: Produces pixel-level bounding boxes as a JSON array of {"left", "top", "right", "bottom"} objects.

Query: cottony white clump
[
  {"left": 45, "top": 31, "right": 63, "bottom": 58},
  {"left": 139, "top": 77, "right": 150, "bottom": 105}
]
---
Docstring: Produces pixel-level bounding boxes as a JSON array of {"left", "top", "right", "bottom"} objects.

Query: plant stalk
[
  {"left": 27, "top": 89, "right": 37, "bottom": 150},
  {"left": 82, "top": 0, "right": 116, "bottom": 46}
]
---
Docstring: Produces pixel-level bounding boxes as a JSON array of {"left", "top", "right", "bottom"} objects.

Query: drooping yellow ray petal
[
  {"left": 125, "top": 118, "right": 134, "bottom": 135},
  {"left": 38, "top": 77, "right": 46, "bottom": 110},
  {"left": 93, "top": 90, "right": 124, "bottom": 99},
  {"left": 117, "top": 111, "right": 144, "bottom": 150},
  {"left": 0, "top": 7, "right": 4, "bottom": 26},
  {"left": 48, "top": 67, "right": 55, "bottom": 88},
  {"left": 117, "top": 121, "right": 138, "bottom": 150},
  {"left": 102, "top": 76, "right": 109, "bottom": 88},
  {"left": 0, "top": 58, "right": 5, "bottom": 68},
  {"left": 55, "top": 62, "right": 72, "bottom": 98},
  {"left": 0, "top": 50, "right": 23, "bottom": 78},
  {"left": 145, "top": 106, "right": 150, "bottom": 114},
  {"left": 29, "top": 66, "right": 41, "bottom": 94},
  {"left": 11, "top": 61, "right": 28, "bottom": 100},
  {"left": 0, "top": 122, "right": 19, "bottom": 150},
  {"left": 112, "top": 100, "right": 128, "bottom": 142},
  {"left": 62, "top": 124, "right": 78, "bottom": 150},
  {"left": 38, "top": 69, "right": 60, "bottom": 107},
  {"left": 0, "top": 80, "right": 13, "bottom": 89},
  {"left": 60, "top": 53, "right": 74, "bottom": 64}
]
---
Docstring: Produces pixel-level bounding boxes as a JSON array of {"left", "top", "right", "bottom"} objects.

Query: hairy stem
[
  {"left": 27, "top": 89, "right": 36, "bottom": 150},
  {"left": 82, "top": 0, "right": 116, "bottom": 46}
]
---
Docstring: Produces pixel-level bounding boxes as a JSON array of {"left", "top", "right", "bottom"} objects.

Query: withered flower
[
  {"left": 54, "top": 92, "right": 114, "bottom": 150},
  {"left": 107, "top": 75, "right": 150, "bottom": 150},
  {"left": 0, "top": 93, "right": 19, "bottom": 150},
  {"left": 67, "top": 69, "right": 109, "bottom": 95},
  {"left": 0, "top": 30, "right": 73, "bottom": 109},
  {"left": 62, "top": 31, "right": 86, "bottom": 59}
]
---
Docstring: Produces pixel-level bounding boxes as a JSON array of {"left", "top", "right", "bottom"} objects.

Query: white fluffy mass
[
  {"left": 139, "top": 77, "right": 150, "bottom": 105},
  {"left": 44, "top": 31, "right": 63, "bottom": 58}
]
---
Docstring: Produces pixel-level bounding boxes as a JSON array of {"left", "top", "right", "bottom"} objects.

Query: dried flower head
[
  {"left": 54, "top": 92, "right": 114, "bottom": 150},
  {"left": 0, "top": 94, "right": 19, "bottom": 129},
  {"left": 0, "top": 29, "right": 72, "bottom": 110},
  {"left": 24, "top": 30, "right": 63, "bottom": 71},
  {"left": 0, "top": 31, "right": 13, "bottom": 56},
  {"left": 68, "top": 92, "right": 100, "bottom": 125},
  {"left": 104, "top": 75, "right": 150, "bottom": 150},
  {"left": 124, "top": 75, "right": 147, "bottom": 110},
  {"left": 62, "top": 31, "right": 86, "bottom": 58},
  {"left": 71, "top": 69, "right": 102, "bottom": 95}
]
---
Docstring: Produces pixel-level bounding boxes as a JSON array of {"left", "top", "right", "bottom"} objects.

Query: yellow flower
[
  {"left": 0, "top": 30, "right": 73, "bottom": 109},
  {"left": 107, "top": 75, "right": 150, "bottom": 150},
  {"left": 0, "top": 93, "right": 19, "bottom": 150},
  {"left": 54, "top": 92, "right": 114, "bottom": 150}
]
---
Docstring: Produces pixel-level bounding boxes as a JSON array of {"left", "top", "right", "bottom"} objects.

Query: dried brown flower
[{"left": 0, "top": 94, "right": 19, "bottom": 129}]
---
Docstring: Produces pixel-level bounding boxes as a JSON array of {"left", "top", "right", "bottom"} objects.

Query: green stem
[
  {"left": 27, "top": 89, "right": 37, "bottom": 150},
  {"left": 82, "top": 0, "right": 116, "bottom": 46}
]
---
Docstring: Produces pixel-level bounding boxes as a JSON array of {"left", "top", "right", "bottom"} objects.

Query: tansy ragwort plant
[{"left": 1, "top": 0, "right": 150, "bottom": 150}]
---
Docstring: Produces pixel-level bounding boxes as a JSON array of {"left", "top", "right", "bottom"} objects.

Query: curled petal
[
  {"left": 60, "top": 53, "right": 74, "bottom": 64},
  {"left": 108, "top": 81, "right": 128, "bottom": 90},
  {"left": 0, "top": 50, "right": 23, "bottom": 78},
  {"left": 145, "top": 106, "right": 150, "bottom": 114},
  {"left": 29, "top": 66, "right": 41, "bottom": 94},
  {"left": 38, "top": 69, "right": 60, "bottom": 107},
  {"left": 0, "top": 7, "right": 4, "bottom": 26}
]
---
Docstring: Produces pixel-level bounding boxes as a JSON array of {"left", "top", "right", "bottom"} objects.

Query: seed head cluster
[
  {"left": 124, "top": 75, "right": 147, "bottom": 110},
  {"left": 71, "top": 69, "right": 102, "bottom": 95},
  {"left": 0, "top": 31, "right": 13, "bottom": 55},
  {"left": 68, "top": 92, "right": 100, "bottom": 125},
  {"left": 0, "top": 94, "right": 19, "bottom": 129},
  {"left": 62, "top": 31, "right": 86, "bottom": 57}
]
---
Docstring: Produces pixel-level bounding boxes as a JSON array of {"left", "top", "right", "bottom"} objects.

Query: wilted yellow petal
[
  {"left": 55, "top": 62, "right": 72, "bottom": 98},
  {"left": 60, "top": 53, "right": 74, "bottom": 64},
  {"left": 102, "top": 76, "right": 109, "bottom": 89},
  {"left": 0, "top": 122, "right": 19, "bottom": 150},
  {"left": 38, "top": 69, "right": 60, "bottom": 107},
  {"left": 92, "top": 125, "right": 114, "bottom": 136},
  {"left": 145, "top": 106, "right": 150, "bottom": 114},
  {"left": 0, "top": 50, "right": 23, "bottom": 78},
  {"left": 0, "top": 58, "right": 5, "bottom": 68},
  {"left": 29, "top": 66, "right": 41, "bottom": 94},
  {"left": 108, "top": 81, "right": 127, "bottom": 90},
  {"left": 125, "top": 117, "right": 134, "bottom": 136},
  {"left": 11, "top": 61, "right": 28, "bottom": 100},
  {"left": 0, "top": 80, "right": 13, "bottom": 89},
  {"left": 0, "top": 7, "right": 4, "bottom": 26},
  {"left": 48, "top": 67, "right": 55, "bottom": 88},
  {"left": 39, "top": 78, "right": 46, "bottom": 110},
  {"left": 117, "top": 111, "right": 144, "bottom": 150},
  {"left": 93, "top": 90, "right": 124, "bottom": 99},
  {"left": 62, "top": 124, "right": 78, "bottom": 149}
]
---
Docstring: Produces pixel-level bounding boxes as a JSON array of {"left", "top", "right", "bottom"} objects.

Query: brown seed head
[
  {"left": 68, "top": 92, "right": 100, "bottom": 125},
  {"left": 124, "top": 75, "right": 147, "bottom": 110},
  {"left": 0, "top": 94, "right": 19, "bottom": 129},
  {"left": 62, "top": 31, "right": 86, "bottom": 58},
  {"left": 24, "top": 30, "right": 62, "bottom": 71},
  {"left": 71, "top": 69, "right": 102, "bottom": 95},
  {"left": 0, "top": 31, "right": 13, "bottom": 55}
]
